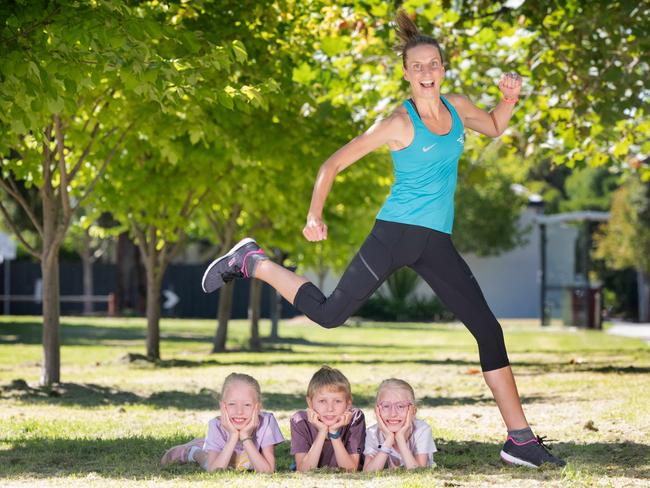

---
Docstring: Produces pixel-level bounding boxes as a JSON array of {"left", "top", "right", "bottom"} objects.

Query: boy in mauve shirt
[{"left": 290, "top": 365, "right": 365, "bottom": 471}]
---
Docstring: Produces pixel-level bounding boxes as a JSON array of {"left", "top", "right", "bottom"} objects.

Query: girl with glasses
[{"left": 363, "top": 378, "right": 436, "bottom": 471}]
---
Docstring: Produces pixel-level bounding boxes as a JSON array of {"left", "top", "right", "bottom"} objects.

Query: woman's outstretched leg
[
  {"left": 410, "top": 230, "right": 566, "bottom": 467},
  {"left": 483, "top": 366, "right": 528, "bottom": 430},
  {"left": 202, "top": 221, "right": 406, "bottom": 328},
  {"left": 253, "top": 259, "right": 308, "bottom": 304}
]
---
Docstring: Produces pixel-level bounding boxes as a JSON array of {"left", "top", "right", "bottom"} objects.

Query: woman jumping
[{"left": 201, "top": 10, "right": 565, "bottom": 469}]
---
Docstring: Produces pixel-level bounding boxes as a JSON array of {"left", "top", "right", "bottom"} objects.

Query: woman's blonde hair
[
  {"left": 395, "top": 9, "right": 445, "bottom": 68},
  {"left": 376, "top": 378, "right": 416, "bottom": 403},
  {"left": 220, "top": 372, "right": 262, "bottom": 404}
]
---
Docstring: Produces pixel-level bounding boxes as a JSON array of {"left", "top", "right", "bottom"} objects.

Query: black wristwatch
[{"left": 327, "top": 429, "right": 342, "bottom": 440}]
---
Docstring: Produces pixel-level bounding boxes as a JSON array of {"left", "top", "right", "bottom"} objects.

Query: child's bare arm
[
  {"left": 394, "top": 440, "right": 421, "bottom": 469},
  {"left": 394, "top": 405, "right": 420, "bottom": 469},
  {"left": 295, "top": 430, "right": 328, "bottom": 471},
  {"left": 363, "top": 452, "right": 389, "bottom": 471},
  {"left": 241, "top": 442, "right": 275, "bottom": 473},
  {"left": 364, "top": 407, "right": 395, "bottom": 472},
  {"left": 330, "top": 411, "right": 360, "bottom": 471},
  {"left": 331, "top": 439, "right": 360, "bottom": 471},
  {"left": 205, "top": 436, "right": 238, "bottom": 471}
]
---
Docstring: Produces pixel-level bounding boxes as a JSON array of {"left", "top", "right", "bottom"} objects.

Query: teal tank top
[{"left": 376, "top": 96, "right": 465, "bottom": 234}]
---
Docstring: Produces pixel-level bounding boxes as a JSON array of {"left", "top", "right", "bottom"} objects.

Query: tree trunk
[
  {"left": 212, "top": 281, "right": 234, "bottom": 352},
  {"left": 249, "top": 278, "right": 262, "bottom": 351},
  {"left": 116, "top": 232, "right": 146, "bottom": 315},
  {"left": 145, "top": 259, "right": 163, "bottom": 360},
  {"left": 80, "top": 246, "right": 94, "bottom": 315},
  {"left": 269, "top": 288, "right": 280, "bottom": 340},
  {"left": 41, "top": 249, "right": 60, "bottom": 386},
  {"left": 40, "top": 177, "right": 63, "bottom": 387},
  {"left": 269, "top": 250, "right": 286, "bottom": 340},
  {"left": 638, "top": 269, "right": 650, "bottom": 323}
]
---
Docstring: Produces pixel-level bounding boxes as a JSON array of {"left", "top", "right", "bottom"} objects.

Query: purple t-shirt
[
  {"left": 290, "top": 408, "right": 366, "bottom": 468},
  {"left": 203, "top": 411, "right": 285, "bottom": 469}
]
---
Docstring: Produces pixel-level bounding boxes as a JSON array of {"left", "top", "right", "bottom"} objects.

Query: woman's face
[
  {"left": 402, "top": 44, "right": 445, "bottom": 98},
  {"left": 376, "top": 387, "right": 415, "bottom": 433},
  {"left": 222, "top": 381, "right": 258, "bottom": 429}
]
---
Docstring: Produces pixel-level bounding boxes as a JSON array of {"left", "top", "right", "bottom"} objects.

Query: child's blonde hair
[
  {"left": 307, "top": 365, "right": 352, "bottom": 400},
  {"left": 221, "top": 372, "right": 262, "bottom": 404},
  {"left": 376, "top": 378, "right": 416, "bottom": 403}
]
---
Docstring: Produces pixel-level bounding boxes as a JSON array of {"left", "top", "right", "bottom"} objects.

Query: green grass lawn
[{"left": 1, "top": 315, "right": 648, "bottom": 487}]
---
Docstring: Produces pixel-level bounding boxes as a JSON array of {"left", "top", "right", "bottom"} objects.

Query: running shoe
[
  {"left": 201, "top": 238, "right": 267, "bottom": 293},
  {"left": 500, "top": 435, "right": 566, "bottom": 468}
]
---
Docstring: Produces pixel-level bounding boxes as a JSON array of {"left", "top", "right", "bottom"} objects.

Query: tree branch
[
  {"left": 249, "top": 216, "right": 272, "bottom": 236},
  {"left": 130, "top": 220, "right": 149, "bottom": 263},
  {"left": 149, "top": 225, "right": 157, "bottom": 265},
  {"left": 54, "top": 115, "right": 72, "bottom": 221},
  {"left": 42, "top": 124, "right": 53, "bottom": 193},
  {"left": 0, "top": 200, "right": 41, "bottom": 260},
  {"left": 73, "top": 121, "right": 134, "bottom": 210},
  {"left": 0, "top": 178, "right": 44, "bottom": 238},
  {"left": 166, "top": 232, "right": 188, "bottom": 267},
  {"left": 81, "top": 88, "right": 113, "bottom": 133},
  {"left": 0, "top": 7, "right": 60, "bottom": 45},
  {"left": 69, "top": 122, "right": 100, "bottom": 181},
  {"left": 454, "top": 4, "right": 509, "bottom": 27},
  {"left": 178, "top": 191, "right": 195, "bottom": 219},
  {"left": 207, "top": 212, "right": 225, "bottom": 241}
]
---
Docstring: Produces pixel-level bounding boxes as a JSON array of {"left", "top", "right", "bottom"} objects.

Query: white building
[{"left": 306, "top": 205, "right": 582, "bottom": 319}]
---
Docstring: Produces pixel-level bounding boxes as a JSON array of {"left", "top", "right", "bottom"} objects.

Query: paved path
[{"left": 607, "top": 321, "right": 650, "bottom": 345}]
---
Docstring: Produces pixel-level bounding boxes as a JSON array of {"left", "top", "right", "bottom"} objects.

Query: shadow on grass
[
  {"left": 0, "top": 322, "right": 380, "bottom": 351},
  {"left": 2, "top": 380, "right": 558, "bottom": 411},
  {"left": 0, "top": 437, "right": 647, "bottom": 480},
  {"left": 0, "top": 321, "right": 205, "bottom": 346},
  {"left": 154, "top": 356, "right": 650, "bottom": 375},
  {"left": 3, "top": 322, "right": 649, "bottom": 376}
]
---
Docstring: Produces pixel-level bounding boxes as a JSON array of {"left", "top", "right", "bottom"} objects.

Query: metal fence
[{"left": 0, "top": 261, "right": 299, "bottom": 320}]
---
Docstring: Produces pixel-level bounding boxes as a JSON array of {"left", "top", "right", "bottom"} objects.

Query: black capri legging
[{"left": 293, "top": 219, "right": 509, "bottom": 372}]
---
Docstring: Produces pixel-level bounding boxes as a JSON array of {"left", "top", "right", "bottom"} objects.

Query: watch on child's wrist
[
  {"left": 327, "top": 429, "right": 342, "bottom": 440},
  {"left": 378, "top": 444, "right": 392, "bottom": 454}
]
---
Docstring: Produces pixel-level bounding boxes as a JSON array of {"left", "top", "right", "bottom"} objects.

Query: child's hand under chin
[
  {"left": 395, "top": 404, "right": 415, "bottom": 442},
  {"left": 239, "top": 403, "right": 261, "bottom": 439},
  {"left": 329, "top": 410, "right": 352, "bottom": 433},
  {"left": 375, "top": 405, "right": 395, "bottom": 443},
  {"left": 219, "top": 402, "right": 239, "bottom": 436},
  {"left": 307, "top": 408, "right": 328, "bottom": 433}
]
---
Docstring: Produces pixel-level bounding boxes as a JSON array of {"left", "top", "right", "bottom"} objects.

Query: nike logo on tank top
[{"left": 376, "top": 96, "right": 465, "bottom": 234}]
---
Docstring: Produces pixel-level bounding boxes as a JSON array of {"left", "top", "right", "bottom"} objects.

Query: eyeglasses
[{"left": 377, "top": 401, "right": 412, "bottom": 414}]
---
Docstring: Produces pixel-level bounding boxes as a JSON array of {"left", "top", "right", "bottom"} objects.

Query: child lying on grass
[
  {"left": 290, "top": 365, "right": 365, "bottom": 471},
  {"left": 160, "top": 372, "right": 284, "bottom": 472},
  {"left": 363, "top": 378, "right": 437, "bottom": 471}
]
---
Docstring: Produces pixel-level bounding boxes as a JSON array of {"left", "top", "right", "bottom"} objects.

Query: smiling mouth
[
  {"left": 231, "top": 417, "right": 247, "bottom": 424},
  {"left": 420, "top": 81, "right": 435, "bottom": 88}
]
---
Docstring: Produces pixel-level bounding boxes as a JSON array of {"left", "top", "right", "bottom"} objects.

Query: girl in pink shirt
[{"left": 160, "top": 373, "right": 284, "bottom": 472}]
